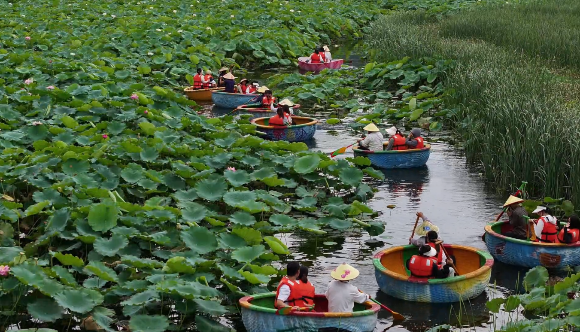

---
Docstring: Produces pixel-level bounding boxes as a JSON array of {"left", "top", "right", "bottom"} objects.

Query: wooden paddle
[
  {"left": 369, "top": 298, "right": 405, "bottom": 321},
  {"left": 276, "top": 305, "right": 314, "bottom": 315},
  {"left": 524, "top": 216, "right": 537, "bottom": 241},
  {"left": 482, "top": 181, "right": 527, "bottom": 241},
  {"left": 330, "top": 142, "right": 358, "bottom": 158},
  {"left": 437, "top": 242, "right": 460, "bottom": 276},
  {"left": 408, "top": 215, "right": 421, "bottom": 244}
]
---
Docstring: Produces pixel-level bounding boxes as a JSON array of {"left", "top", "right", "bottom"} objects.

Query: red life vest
[
  {"left": 427, "top": 242, "right": 444, "bottom": 263},
  {"left": 247, "top": 86, "right": 257, "bottom": 94},
  {"left": 293, "top": 280, "right": 315, "bottom": 307},
  {"left": 558, "top": 228, "right": 580, "bottom": 243},
  {"left": 310, "top": 53, "right": 321, "bottom": 64},
  {"left": 202, "top": 74, "right": 213, "bottom": 88},
  {"left": 539, "top": 217, "right": 558, "bottom": 243},
  {"left": 320, "top": 52, "right": 326, "bottom": 62},
  {"left": 392, "top": 134, "right": 408, "bottom": 150},
  {"left": 269, "top": 115, "right": 285, "bottom": 126},
  {"left": 408, "top": 255, "right": 438, "bottom": 277},
  {"left": 239, "top": 84, "right": 247, "bottom": 94},
  {"left": 275, "top": 277, "right": 300, "bottom": 308},
  {"left": 415, "top": 136, "right": 425, "bottom": 149},
  {"left": 263, "top": 96, "right": 276, "bottom": 106},
  {"left": 193, "top": 74, "right": 203, "bottom": 89}
]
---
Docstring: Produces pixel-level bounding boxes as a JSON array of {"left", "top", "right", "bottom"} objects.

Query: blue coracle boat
[
  {"left": 353, "top": 144, "right": 431, "bottom": 169},
  {"left": 251, "top": 116, "right": 317, "bottom": 142},
  {"left": 211, "top": 91, "right": 259, "bottom": 109}
]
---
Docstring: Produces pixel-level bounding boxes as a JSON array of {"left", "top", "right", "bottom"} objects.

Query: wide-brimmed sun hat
[
  {"left": 503, "top": 195, "right": 524, "bottom": 207},
  {"left": 223, "top": 73, "right": 236, "bottom": 80},
  {"left": 240, "top": 78, "right": 249, "bottom": 83},
  {"left": 252, "top": 83, "right": 260, "bottom": 86},
  {"left": 363, "top": 123, "right": 380, "bottom": 132},
  {"left": 386, "top": 126, "right": 397, "bottom": 137},
  {"left": 279, "top": 98, "right": 295, "bottom": 106},
  {"left": 533, "top": 206, "right": 547, "bottom": 214},
  {"left": 330, "top": 263, "right": 360, "bottom": 281},
  {"left": 219, "top": 67, "right": 229, "bottom": 72},
  {"left": 257, "top": 86, "right": 269, "bottom": 93},
  {"left": 205, "top": 70, "right": 212, "bottom": 75},
  {"left": 323, "top": 45, "right": 330, "bottom": 52}
]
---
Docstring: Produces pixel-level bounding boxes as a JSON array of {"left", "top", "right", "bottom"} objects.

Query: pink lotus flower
[
  {"left": 130, "top": 93, "right": 139, "bottom": 100},
  {"left": 0, "top": 265, "right": 9, "bottom": 276},
  {"left": 32, "top": 121, "right": 43, "bottom": 126},
  {"left": 227, "top": 167, "right": 236, "bottom": 172},
  {"left": 144, "top": 110, "right": 148, "bottom": 114},
  {"left": 102, "top": 134, "right": 108, "bottom": 139},
  {"left": 25, "top": 36, "right": 31, "bottom": 41},
  {"left": 24, "top": 78, "right": 33, "bottom": 85},
  {"left": 47, "top": 85, "right": 55, "bottom": 90}
]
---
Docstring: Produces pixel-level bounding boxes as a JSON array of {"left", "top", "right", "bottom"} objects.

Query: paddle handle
[
  {"left": 369, "top": 298, "right": 393, "bottom": 313},
  {"left": 439, "top": 244, "right": 460, "bottom": 276},
  {"left": 409, "top": 215, "right": 421, "bottom": 244}
]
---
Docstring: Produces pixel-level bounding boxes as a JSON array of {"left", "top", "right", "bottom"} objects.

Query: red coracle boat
[{"left": 297, "top": 57, "right": 344, "bottom": 72}]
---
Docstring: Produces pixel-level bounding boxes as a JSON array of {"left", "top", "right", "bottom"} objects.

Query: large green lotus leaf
[
  {"left": 218, "top": 264, "right": 243, "bottom": 279},
  {"left": 231, "top": 245, "right": 266, "bottom": 263},
  {"left": 85, "top": 261, "right": 119, "bottom": 282},
  {"left": 53, "top": 252, "right": 84, "bottom": 267},
  {"left": 232, "top": 227, "right": 262, "bottom": 245},
  {"left": 325, "top": 217, "right": 353, "bottom": 230},
  {"left": 524, "top": 266, "right": 549, "bottom": 292},
  {"left": 296, "top": 196, "right": 317, "bottom": 208},
  {"left": 362, "top": 167, "right": 385, "bottom": 180},
  {"left": 218, "top": 233, "right": 247, "bottom": 249},
  {"left": 53, "top": 289, "right": 104, "bottom": 314},
  {"left": 249, "top": 264, "right": 278, "bottom": 275},
  {"left": 229, "top": 211, "right": 256, "bottom": 226},
  {"left": 91, "top": 307, "right": 116, "bottom": 332},
  {"left": 27, "top": 125, "right": 48, "bottom": 140},
  {"left": 181, "top": 202, "right": 207, "bottom": 222},
  {"left": 293, "top": 155, "right": 320, "bottom": 174},
  {"left": 88, "top": 200, "right": 119, "bottom": 232},
  {"left": 121, "top": 255, "right": 164, "bottom": 269},
  {"left": 195, "top": 177, "right": 227, "bottom": 201},
  {"left": 223, "top": 191, "right": 257, "bottom": 207},
  {"left": 251, "top": 167, "right": 276, "bottom": 180},
  {"left": 239, "top": 201, "right": 270, "bottom": 213},
  {"left": 195, "top": 316, "right": 235, "bottom": 332},
  {"left": 129, "top": 315, "right": 169, "bottom": 332},
  {"left": 10, "top": 264, "right": 45, "bottom": 287},
  {"left": 240, "top": 270, "right": 270, "bottom": 284},
  {"left": 339, "top": 167, "right": 364, "bottom": 187},
  {"left": 174, "top": 189, "right": 198, "bottom": 201},
  {"left": 121, "top": 290, "right": 159, "bottom": 306},
  {"left": 269, "top": 214, "right": 296, "bottom": 226},
  {"left": 24, "top": 200, "right": 50, "bottom": 217},
  {"left": 27, "top": 297, "right": 63, "bottom": 322},
  {"left": 94, "top": 235, "right": 128, "bottom": 257},
  {"left": 62, "top": 159, "right": 89, "bottom": 176},
  {"left": 121, "top": 163, "right": 145, "bottom": 183},
  {"left": 263, "top": 236, "right": 290, "bottom": 255},
  {"left": 164, "top": 256, "right": 196, "bottom": 274},
  {"left": 52, "top": 266, "right": 78, "bottom": 286},
  {"left": 107, "top": 121, "right": 126, "bottom": 135},
  {"left": 181, "top": 226, "right": 218, "bottom": 254},
  {"left": 224, "top": 169, "right": 250, "bottom": 187},
  {"left": 163, "top": 173, "right": 186, "bottom": 190},
  {"left": 352, "top": 200, "right": 374, "bottom": 214},
  {"left": 0, "top": 223, "right": 14, "bottom": 246},
  {"left": 262, "top": 176, "right": 285, "bottom": 187},
  {"left": 140, "top": 146, "right": 159, "bottom": 162},
  {"left": 194, "top": 299, "right": 228, "bottom": 316}
]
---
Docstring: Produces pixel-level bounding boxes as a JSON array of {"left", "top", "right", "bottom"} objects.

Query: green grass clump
[{"left": 365, "top": 0, "right": 580, "bottom": 204}]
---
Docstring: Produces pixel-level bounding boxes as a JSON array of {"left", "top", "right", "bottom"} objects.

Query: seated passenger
[
  {"left": 276, "top": 261, "right": 301, "bottom": 309},
  {"left": 309, "top": 49, "right": 322, "bottom": 64},
  {"left": 203, "top": 70, "right": 216, "bottom": 88},
  {"left": 269, "top": 107, "right": 290, "bottom": 126},
  {"left": 323, "top": 45, "right": 332, "bottom": 62},
  {"left": 294, "top": 266, "right": 315, "bottom": 308},
  {"left": 262, "top": 89, "right": 276, "bottom": 107},
  {"left": 238, "top": 78, "right": 249, "bottom": 94},
  {"left": 325, "top": 263, "right": 369, "bottom": 313},
  {"left": 558, "top": 215, "right": 580, "bottom": 244},
  {"left": 318, "top": 46, "right": 326, "bottom": 62},
  {"left": 192, "top": 68, "right": 205, "bottom": 90},
  {"left": 385, "top": 126, "right": 408, "bottom": 151},
  {"left": 533, "top": 206, "right": 558, "bottom": 243},
  {"left": 407, "top": 245, "right": 455, "bottom": 279},
  {"left": 223, "top": 73, "right": 236, "bottom": 93},
  {"left": 503, "top": 196, "right": 528, "bottom": 240},
  {"left": 246, "top": 82, "right": 258, "bottom": 94},
  {"left": 406, "top": 128, "right": 424, "bottom": 149},
  {"left": 357, "top": 123, "right": 384, "bottom": 151}
]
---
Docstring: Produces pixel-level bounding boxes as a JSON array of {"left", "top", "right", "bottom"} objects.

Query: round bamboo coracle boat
[
  {"left": 184, "top": 87, "right": 224, "bottom": 102},
  {"left": 251, "top": 116, "right": 317, "bottom": 142}
]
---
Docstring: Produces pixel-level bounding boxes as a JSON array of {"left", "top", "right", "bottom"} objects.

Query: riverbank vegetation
[{"left": 366, "top": 0, "right": 580, "bottom": 206}]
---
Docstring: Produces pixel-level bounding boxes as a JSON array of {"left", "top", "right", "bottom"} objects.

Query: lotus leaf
[
  {"left": 27, "top": 298, "right": 63, "bottom": 322},
  {"left": 231, "top": 245, "right": 266, "bottom": 263},
  {"left": 181, "top": 227, "right": 218, "bottom": 254},
  {"left": 129, "top": 315, "right": 169, "bottom": 332},
  {"left": 88, "top": 200, "right": 119, "bottom": 232},
  {"left": 53, "top": 289, "right": 104, "bottom": 314}
]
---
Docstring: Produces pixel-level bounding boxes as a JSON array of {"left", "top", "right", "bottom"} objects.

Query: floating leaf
[
  {"left": 293, "top": 155, "right": 320, "bottom": 174},
  {"left": 88, "top": 200, "right": 119, "bottom": 232},
  {"left": 27, "top": 298, "right": 64, "bottom": 322},
  {"left": 129, "top": 315, "right": 169, "bottom": 332},
  {"left": 263, "top": 236, "right": 290, "bottom": 255},
  {"left": 229, "top": 211, "right": 257, "bottom": 226},
  {"left": 196, "top": 177, "right": 227, "bottom": 201},
  {"left": 53, "top": 289, "right": 104, "bottom": 314},
  {"left": 181, "top": 227, "right": 218, "bottom": 254},
  {"left": 231, "top": 245, "right": 266, "bottom": 263},
  {"left": 94, "top": 235, "right": 128, "bottom": 257}
]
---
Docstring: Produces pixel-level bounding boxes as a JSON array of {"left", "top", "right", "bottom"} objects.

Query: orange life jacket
[
  {"left": 239, "top": 84, "right": 247, "bottom": 94},
  {"left": 193, "top": 74, "right": 203, "bottom": 89},
  {"left": 392, "top": 134, "right": 408, "bottom": 150},
  {"left": 247, "top": 86, "right": 257, "bottom": 94},
  {"left": 293, "top": 280, "right": 315, "bottom": 307},
  {"left": 415, "top": 136, "right": 424, "bottom": 149},
  {"left": 408, "top": 255, "right": 438, "bottom": 278},
  {"left": 269, "top": 115, "right": 285, "bottom": 126},
  {"left": 558, "top": 228, "right": 580, "bottom": 244},
  {"left": 263, "top": 96, "right": 276, "bottom": 106},
  {"left": 539, "top": 217, "right": 558, "bottom": 243},
  {"left": 202, "top": 74, "right": 213, "bottom": 89},
  {"left": 310, "top": 53, "right": 321, "bottom": 64},
  {"left": 427, "top": 242, "right": 444, "bottom": 263},
  {"left": 275, "top": 277, "right": 300, "bottom": 308}
]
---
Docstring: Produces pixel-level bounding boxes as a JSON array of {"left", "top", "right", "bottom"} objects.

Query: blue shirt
[{"left": 224, "top": 79, "right": 236, "bottom": 93}]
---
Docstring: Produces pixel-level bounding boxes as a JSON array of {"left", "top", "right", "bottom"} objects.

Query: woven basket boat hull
[
  {"left": 353, "top": 144, "right": 431, "bottom": 169},
  {"left": 484, "top": 221, "right": 580, "bottom": 270},
  {"left": 251, "top": 116, "right": 317, "bottom": 142},
  {"left": 298, "top": 57, "right": 344, "bottom": 72},
  {"left": 373, "top": 244, "right": 493, "bottom": 303},
  {"left": 184, "top": 87, "right": 223, "bottom": 102},
  {"left": 234, "top": 104, "right": 301, "bottom": 119},
  {"left": 240, "top": 293, "right": 379, "bottom": 332},
  {"left": 211, "top": 91, "right": 259, "bottom": 108}
]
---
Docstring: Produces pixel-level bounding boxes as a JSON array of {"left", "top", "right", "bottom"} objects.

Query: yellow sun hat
[
  {"left": 363, "top": 123, "right": 380, "bottom": 132},
  {"left": 503, "top": 195, "right": 524, "bottom": 207},
  {"left": 219, "top": 67, "right": 229, "bottom": 72},
  {"left": 330, "top": 263, "right": 360, "bottom": 281},
  {"left": 415, "top": 220, "right": 439, "bottom": 236},
  {"left": 257, "top": 86, "right": 269, "bottom": 93},
  {"left": 223, "top": 73, "right": 236, "bottom": 80},
  {"left": 279, "top": 98, "right": 294, "bottom": 106}
]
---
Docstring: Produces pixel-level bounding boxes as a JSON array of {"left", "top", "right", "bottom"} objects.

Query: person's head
[
  {"left": 205, "top": 69, "right": 212, "bottom": 75},
  {"left": 503, "top": 195, "right": 524, "bottom": 210},
  {"left": 386, "top": 126, "right": 397, "bottom": 137},
  {"left": 276, "top": 107, "right": 285, "bottom": 118},
  {"left": 240, "top": 78, "right": 248, "bottom": 85},
  {"left": 411, "top": 128, "right": 422, "bottom": 138},
  {"left": 286, "top": 261, "right": 300, "bottom": 278},
  {"left": 569, "top": 215, "right": 580, "bottom": 229},
  {"left": 219, "top": 67, "right": 228, "bottom": 75},
  {"left": 419, "top": 244, "right": 437, "bottom": 257},
  {"left": 282, "top": 105, "right": 291, "bottom": 114},
  {"left": 196, "top": 68, "right": 202, "bottom": 74},
  {"left": 314, "top": 49, "right": 319, "bottom": 54},
  {"left": 363, "top": 123, "right": 380, "bottom": 134},
  {"left": 223, "top": 73, "right": 235, "bottom": 81},
  {"left": 323, "top": 45, "right": 330, "bottom": 52},
  {"left": 330, "top": 263, "right": 360, "bottom": 283},
  {"left": 298, "top": 265, "right": 309, "bottom": 283},
  {"left": 265, "top": 89, "right": 272, "bottom": 96},
  {"left": 533, "top": 205, "right": 550, "bottom": 216},
  {"left": 427, "top": 231, "right": 438, "bottom": 242}
]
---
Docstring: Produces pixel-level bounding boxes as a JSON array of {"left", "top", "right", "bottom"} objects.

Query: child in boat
[
  {"left": 558, "top": 215, "right": 580, "bottom": 244},
  {"left": 325, "top": 263, "right": 369, "bottom": 313},
  {"left": 407, "top": 245, "right": 455, "bottom": 278},
  {"left": 294, "top": 266, "right": 315, "bottom": 308},
  {"left": 275, "top": 261, "right": 301, "bottom": 309}
]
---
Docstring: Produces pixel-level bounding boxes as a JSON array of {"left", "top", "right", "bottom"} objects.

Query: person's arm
[
  {"left": 534, "top": 219, "right": 544, "bottom": 239},
  {"left": 385, "top": 137, "right": 395, "bottom": 150},
  {"left": 406, "top": 138, "right": 418, "bottom": 148},
  {"left": 276, "top": 285, "right": 291, "bottom": 308},
  {"left": 201, "top": 76, "right": 208, "bottom": 84},
  {"left": 358, "top": 136, "right": 370, "bottom": 148},
  {"left": 351, "top": 286, "right": 370, "bottom": 304},
  {"left": 270, "top": 103, "right": 276, "bottom": 112}
]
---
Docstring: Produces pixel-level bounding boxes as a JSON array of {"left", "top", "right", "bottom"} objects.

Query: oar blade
[
  {"left": 276, "top": 306, "right": 294, "bottom": 315},
  {"left": 330, "top": 146, "right": 347, "bottom": 158},
  {"left": 391, "top": 311, "right": 405, "bottom": 321}
]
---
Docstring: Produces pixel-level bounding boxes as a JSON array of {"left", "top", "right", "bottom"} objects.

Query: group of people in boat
[
  {"left": 192, "top": 66, "right": 260, "bottom": 94},
  {"left": 308, "top": 45, "right": 333, "bottom": 64},
  {"left": 357, "top": 124, "right": 425, "bottom": 151},
  {"left": 503, "top": 196, "right": 580, "bottom": 243},
  {"left": 276, "top": 262, "right": 370, "bottom": 313}
]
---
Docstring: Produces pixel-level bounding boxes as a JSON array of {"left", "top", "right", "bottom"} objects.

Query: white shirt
[
  {"left": 534, "top": 215, "right": 557, "bottom": 239},
  {"left": 360, "top": 132, "right": 384, "bottom": 151},
  {"left": 324, "top": 51, "right": 332, "bottom": 61},
  {"left": 325, "top": 280, "right": 369, "bottom": 313},
  {"left": 277, "top": 285, "right": 291, "bottom": 302}
]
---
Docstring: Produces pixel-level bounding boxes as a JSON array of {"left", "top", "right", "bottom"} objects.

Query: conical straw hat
[
  {"left": 415, "top": 220, "right": 439, "bottom": 236},
  {"left": 257, "top": 86, "right": 269, "bottom": 93},
  {"left": 223, "top": 73, "right": 236, "bottom": 80},
  {"left": 503, "top": 195, "right": 524, "bottom": 207},
  {"left": 330, "top": 263, "right": 360, "bottom": 281},
  {"left": 363, "top": 123, "right": 380, "bottom": 132},
  {"left": 279, "top": 98, "right": 294, "bottom": 106}
]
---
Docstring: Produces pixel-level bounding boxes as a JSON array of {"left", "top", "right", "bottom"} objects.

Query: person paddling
[
  {"left": 357, "top": 123, "right": 384, "bottom": 151},
  {"left": 223, "top": 73, "right": 236, "bottom": 93},
  {"left": 406, "top": 128, "right": 425, "bottom": 149},
  {"left": 276, "top": 261, "right": 301, "bottom": 309},
  {"left": 407, "top": 245, "right": 455, "bottom": 278},
  {"left": 294, "top": 266, "right": 315, "bottom": 308},
  {"left": 262, "top": 89, "right": 276, "bottom": 107},
  {"left": 533, "top": 206, "right": 558, "bottom": 243},
  {"left": 385, "top": 126, "right": 408, "bottom": 151},
  {"left": 325, "top": 263, "right": 369, "bottom": 313},
  {"left": 217, "top": 67, "right": 229, "bottom": 87},
  {"left": 503, "top": 196, "right": 528, "bottom": 240},
  {"left": 409, "top": 212, "right": 448, "bottom": 263},
  {"left": 558, "top": 215, "right": 580, "bottom": 244}
]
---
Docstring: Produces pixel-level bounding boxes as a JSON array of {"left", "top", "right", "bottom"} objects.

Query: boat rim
[
  {"left": 373, "top": 244, "right": 493, "bottom": 284},
  {"left": 485, "top": 221, "right": 580, "bottom": 247},
  {"left": 211, "top": 91, "right": 259, "bottom": 96},
  {"left": 251, "top": 116, "right": 318, "bottom": 129},
  {"left": 353, "top": 144, "right": 431, "bottom": 154},
  {"left": 239, "top": 292, "right": 379, "bottom": 317},
  {"left": 236, "top": 104, "right": 302, "bottom": 111},
  {"left": 183, "top": 87, "right": 223, "bottom": 92},
  {"left": 298, "top": 57, "right": 343, "bottom": 63}
]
